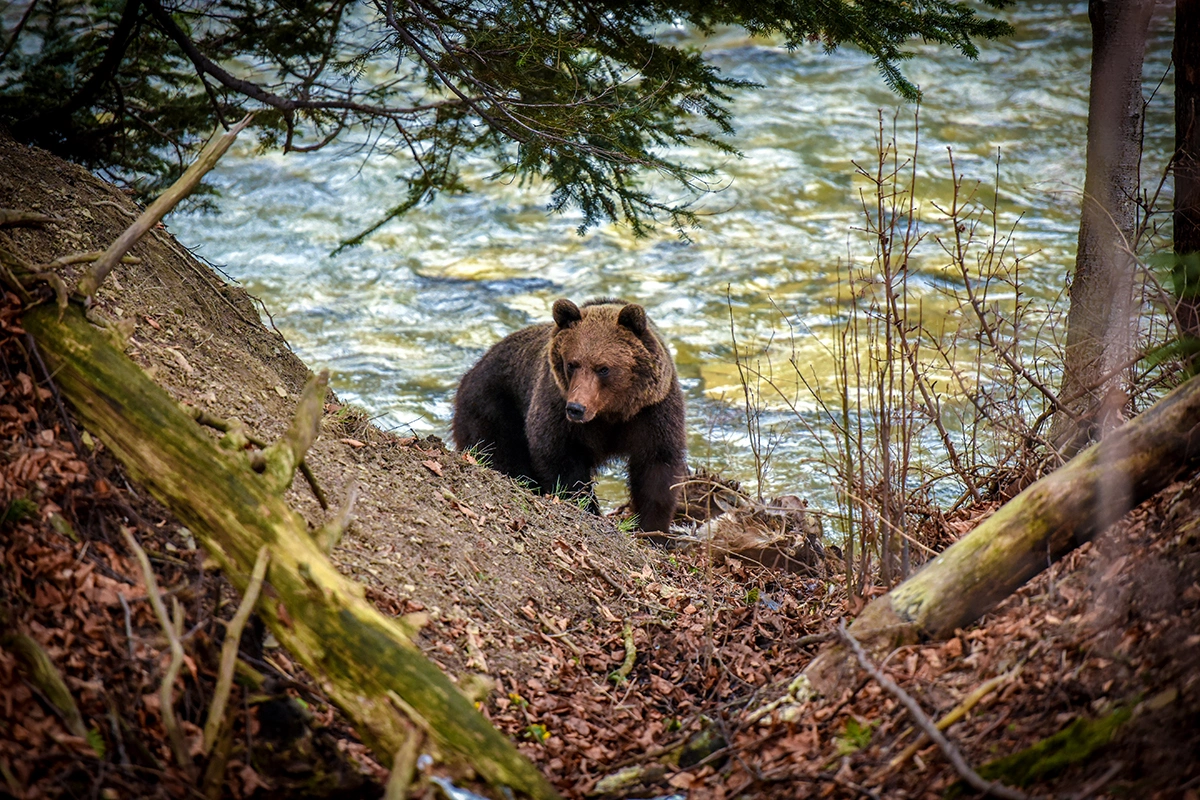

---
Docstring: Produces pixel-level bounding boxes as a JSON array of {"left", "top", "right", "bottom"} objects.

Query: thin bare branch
[
  {"left": 203, "top": 545, "right": 270, "bottom": 754},
  {"left": 76, "top": 114, "right": 253, "bottom": 303},
  {"left": 120, "top": 525, "right": 195, "bottom": 777},
  {"left": 837, "top": 620, "right": 1032, "bottom": 800}
]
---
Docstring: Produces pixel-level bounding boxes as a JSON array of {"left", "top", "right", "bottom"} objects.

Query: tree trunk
[
  {"left": 1051, "top": 0, "right": 1156, "bottom": 457},
  {"left": 805, "top": 373, "right": 1200, "bottom": 695},
  {"left": 22, "top": 304, "right": 559, "bottom": 800},
  {"left": 1177, "top": 0, "right": 1200, "bottom": 339}
]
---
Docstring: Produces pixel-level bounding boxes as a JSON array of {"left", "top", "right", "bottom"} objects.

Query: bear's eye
[
  {"left": 566, "top": 361, "right": 580, "bottom": 375},
  {"left": 595, "top": 366, "right": 610, "bottom": 378}
]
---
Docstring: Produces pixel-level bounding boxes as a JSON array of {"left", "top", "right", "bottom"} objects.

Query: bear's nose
[{"left": 565, "top": 402, "right": 587, "bottom": 422}]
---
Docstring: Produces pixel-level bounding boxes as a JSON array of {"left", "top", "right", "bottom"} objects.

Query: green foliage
[
  {"left": 616, "top": 514, "right": 637, "bottom": 533},
  {"left": 1145, "top": 251, "right": 1200, "bottom": 377},
  {"left": 1148, "top": 251, "right": 1200, "bottom": 301},
  {"left": 833, "top": 717, "right": 877, "bottom": 755},
  {"left": 523, "top": 723, "right": 550, "bottom": 743},
  {"left": 1, "top": 497, "right": 38, "bottom": 527},
  {"left": 0, "top": 0, "right": 1012, "bottom": 237},
  {"left": 462, "top": 443, "right": 493, "bottom": 470},
  {"left": 86, "top": 727, "right": 107, "bottom": 758}
]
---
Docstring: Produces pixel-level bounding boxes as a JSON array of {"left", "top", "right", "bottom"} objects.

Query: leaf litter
[{"left": 1, "top": 135, "right": 1198, "bottom": 799}]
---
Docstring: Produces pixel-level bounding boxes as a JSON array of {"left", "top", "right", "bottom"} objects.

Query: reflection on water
[{"left": 170, "top": 2, "right": 1175, "bottom": 505}]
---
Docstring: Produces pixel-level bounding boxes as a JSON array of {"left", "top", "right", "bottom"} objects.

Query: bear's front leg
[
  {"left": 525, "top": 397, "right": 598, "bottom": 511},
  {"left": 628, "top": 457, "right": 683, "bottom": 535}
]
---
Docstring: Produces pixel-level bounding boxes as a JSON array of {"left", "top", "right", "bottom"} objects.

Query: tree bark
[
  {"left": 1177, "top": 0, "right": 1200, "bottom": 338},
  {"left": 805, "top": 373, "right": 1200, "bottom": 695},
  {"left": 22, "top": 304, "right": 559, "bottom": 800},
  {"left": 1051, "top": 0, "right": 1156, "bottom": 457}
]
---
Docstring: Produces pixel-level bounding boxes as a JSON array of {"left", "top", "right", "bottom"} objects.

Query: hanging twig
[
  {"left": 299, "top": 461, "right": 329, "bottom": 510},
  {"left": 75, "top": 114, "right": 253, "bottom": 303},
  {"left": 203, "top": 545, "right": 270, "bottom": 754},
  {"left": 120, "top": 525, "right": 196, "bottom": 777},
  {"left": 836, "top": 620, "right": 1031, "bottom": 800}
]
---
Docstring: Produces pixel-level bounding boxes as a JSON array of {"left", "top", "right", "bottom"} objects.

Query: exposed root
[
  {"left": 384, "top": 721, "right": 424, "bottom": 800},
  {"left": 0, "top": 209, "right": 57, "bottom": 227},
  {"left": 1, "top": 632, "right": 89, "bottom": 739},
  {"left": 610, "top": 621, "right": 636, "bottom": 683},
  {"left": 881, "top": 663, "right": 1020, "bottom": 776}
]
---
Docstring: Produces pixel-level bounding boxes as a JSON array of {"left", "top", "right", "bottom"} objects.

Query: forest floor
[{"left": 2, "top": 134, "right": 1199, "bottom": 800}]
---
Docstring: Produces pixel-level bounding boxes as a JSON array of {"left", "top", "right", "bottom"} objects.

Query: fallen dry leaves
[
  {"left": 0, "top": 293, "right": 379, "bottom": 799},
  {"left": 3, "top": 278, "right": 1198, "bottom": 800}
]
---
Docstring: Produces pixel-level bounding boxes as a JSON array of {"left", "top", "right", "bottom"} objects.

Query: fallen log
[
  {"left": 805, "top": 374, "right": 1200, "bottom": 693},
  {"left": 23, "top": 303, "right": 559, "bottom": 800}
]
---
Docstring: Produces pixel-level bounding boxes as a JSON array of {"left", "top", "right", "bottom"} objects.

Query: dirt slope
[
  {"left": 0, "top": 130, "right": 658, "bottom": 681},
  {"left": 3, "top": 132, "right": 1198, "bottom": 800}
]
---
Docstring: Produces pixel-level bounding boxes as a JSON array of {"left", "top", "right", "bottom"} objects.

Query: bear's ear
[
  {"left": 617, "top": 304, "right": 647, "bottom": 337},
  {"left": 553, "top": 299, "right": 582, "bottom": 329}
]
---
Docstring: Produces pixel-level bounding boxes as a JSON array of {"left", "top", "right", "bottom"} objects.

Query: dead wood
[
  {"left": 203, "top": 544, "right": 270, "bottom": 753},
  {"left": 881, "top": 665, "right": 1018, "bottom": 776},
  {"left": 259, "top": 369, "right": 326, "bottom": 494},
  {"left": 807, "top": 374, "right": 1200, "bottom": 692},
  {"left": 316, "top": 481, "right": 359, "bottom": 553},
  {"left": 23, "top": 303, "right": 559, "bottom": 800},
  {"left": 120, "top": 525, "right": 196, "bottom": 778},
  {"left": 837, "top": 621, "right": 1032, "bottom": 800},
  {"left": 187, "top": 404, "right": 329, "bottom": 509},
  {"left": 74, "top": 114, "right": 253, "bottom": 303}
]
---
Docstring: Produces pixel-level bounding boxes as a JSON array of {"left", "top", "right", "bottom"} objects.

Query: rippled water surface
[{"left": 171, "top": 2, "right": 1175, "bottom": 505}]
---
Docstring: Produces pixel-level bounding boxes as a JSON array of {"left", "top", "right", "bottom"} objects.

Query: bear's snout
[{"left": 565, "top": 401, "right": 588, "bottom": 422}]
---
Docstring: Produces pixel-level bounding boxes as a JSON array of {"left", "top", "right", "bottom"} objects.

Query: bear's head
[{"left": 547, "top": 298, "right": 675, "bottom": 424}]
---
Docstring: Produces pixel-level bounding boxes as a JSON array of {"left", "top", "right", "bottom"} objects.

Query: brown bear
[{"left": 452, "top": 297, "right": 686, "bottom": 534}]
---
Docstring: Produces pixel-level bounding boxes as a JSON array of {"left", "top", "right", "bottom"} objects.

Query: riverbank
[{"left": 2, "top": 136, "right": 1198, "bottom": 799}]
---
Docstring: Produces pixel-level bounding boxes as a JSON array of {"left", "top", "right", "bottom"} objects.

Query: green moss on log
[
  {"left": 24, "top": 304, "right": 558, "bottom": 800},
  {"left": 944, "top": 706, "right": 1131, "bottom": 797},
  {"left": 807, "top": 374, "right": 1200, "bottom": 693}
]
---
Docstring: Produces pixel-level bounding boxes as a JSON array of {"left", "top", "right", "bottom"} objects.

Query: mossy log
[
  {"left": 23, "top": 304, "right": 559, "bottom": 800},
  {"left": 806, "top": 374, "right": 1200, "bottom": 693}
]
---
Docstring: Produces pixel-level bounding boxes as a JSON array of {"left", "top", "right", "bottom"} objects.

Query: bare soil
[
  {"left": 2, "top": 132, "right": 1198, "bottom": 800},
  {"left": 0, "top": 129, "right": 660, "bottom": 679}
]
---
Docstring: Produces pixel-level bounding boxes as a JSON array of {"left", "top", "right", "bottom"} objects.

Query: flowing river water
[{"left": 171, "top": 2, "right": 1176, "bottom": 509}]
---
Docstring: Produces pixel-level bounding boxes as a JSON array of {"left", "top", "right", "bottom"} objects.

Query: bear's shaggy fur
[{"left": 452, "top": 298, "right": 686, "bottom": 533}]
